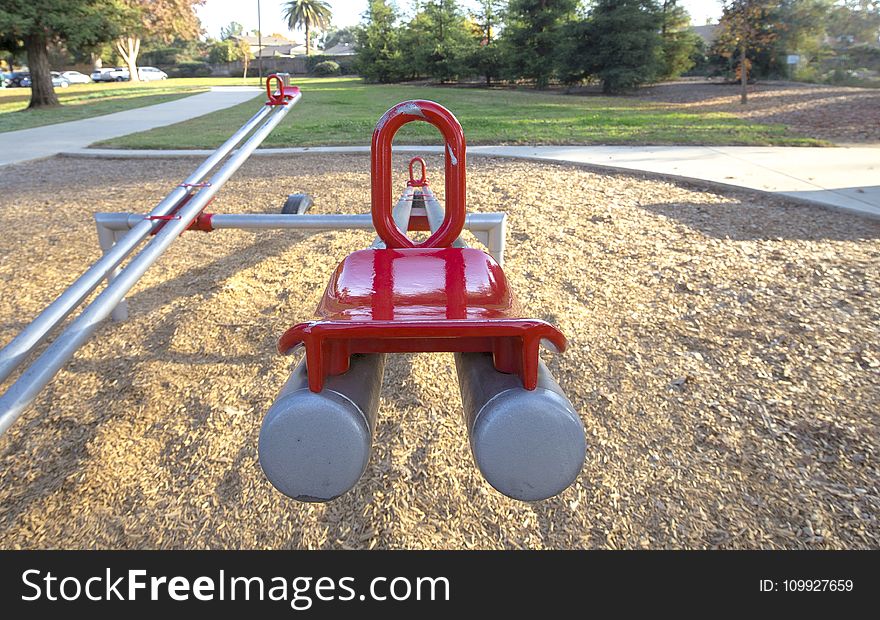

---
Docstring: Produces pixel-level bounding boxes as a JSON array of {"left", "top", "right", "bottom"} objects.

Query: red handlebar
[
  {"left": 371, "top": 101, "right": 466, "bottom": 249},
  {"left": 407, "top": 157, "right": 428, "bottom": 187},
  {"left": 266, "top": 74, "right": 300, "bottom": 106}
]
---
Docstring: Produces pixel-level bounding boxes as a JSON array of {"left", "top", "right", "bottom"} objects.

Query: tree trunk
[
  {"left": 116, "top": 36, "right": 141, "bottom": 82},
  {"left": 243, "top": 55, "right": 249, "bottom": 79},
  {"left": 25, "top": 32, "right": 59, "bottom": 109},
  {"left": 306, "top": 23, "right": 311, "bottom": 56},
  {"left": 740, "top": 46, "right": 748, "bottom": 105}
]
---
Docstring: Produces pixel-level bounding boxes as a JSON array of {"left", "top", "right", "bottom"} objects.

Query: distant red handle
[
  {"left": 266, "top": 74, "right": 300, "bottom": 106},
  {"left": 371, "top": 101, "right": 466, "bottom": 248},
  {"left": 408, "top": 156, "right": 428, "bottom": 187}
]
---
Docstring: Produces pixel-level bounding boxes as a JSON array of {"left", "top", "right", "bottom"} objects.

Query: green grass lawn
[
  {"left": 95, "top": 77, "right": 825, "bottom": 149},
  {"left": 0, "top": 77, "right": 263, "bottom": 133}
]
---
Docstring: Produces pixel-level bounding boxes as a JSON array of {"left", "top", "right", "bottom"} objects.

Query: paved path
[
  {"left": 0, "top": 87, "right": 261, "bottom": 167},
  {"left": 65, "top": 144, "right": 880, "bottom": 219}
]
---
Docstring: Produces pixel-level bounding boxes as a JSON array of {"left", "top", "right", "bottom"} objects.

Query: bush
[{"left": 312, "top": 60, "right": 341, "bottom": 76}]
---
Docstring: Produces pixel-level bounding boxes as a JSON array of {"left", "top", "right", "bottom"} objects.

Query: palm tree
[{"left": 282, "top": 0, "right": 333, "bottom": 56}]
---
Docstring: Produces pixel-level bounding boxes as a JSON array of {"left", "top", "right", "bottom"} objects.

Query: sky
[{"left": 196, "top": 0, "right": 725, "bottom": 42}]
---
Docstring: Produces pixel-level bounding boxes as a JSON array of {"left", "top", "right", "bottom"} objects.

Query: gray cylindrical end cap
[
  {"left": 471, "top": 388, "right": 586, "bottom": 502},
  {"left": 259, "top": 388, "right": 373, "bottom": 502}
]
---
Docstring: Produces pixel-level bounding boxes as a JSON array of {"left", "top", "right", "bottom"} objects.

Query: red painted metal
[
  {"left": 187, "top": 212, "right": 215, "bottom": 232},
  {"left": 265, "top": 74, "right": 300, "bottom": 106},
  {"left": 277, "top": 100, "right": 567, "bottom": 395},
  {"left": 147, "top": 193, "right": 215, "bottom": 236},
  {"left": 407, "top": 156, "right": 428, "bottom": 187},
  {"left": 371, "top": 101, "right": 466, "bottom": 249},
  {"left": 278, "top": 248, "right": 566, "bottom": 392}
]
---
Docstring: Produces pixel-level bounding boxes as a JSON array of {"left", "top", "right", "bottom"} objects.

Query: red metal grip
[
  {"left": 371, "top": 101, "right": 466, "bottom": 248},
  {"left": 407, "top": 156, "right": 428, "bottom": 187},
  {"left": 266, "top": 74, "right": 300, "bottom": 105}
]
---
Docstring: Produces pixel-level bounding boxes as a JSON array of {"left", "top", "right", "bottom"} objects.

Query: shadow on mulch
[{"left": 639, "top": 199, "right": 880, "bottom": 242}]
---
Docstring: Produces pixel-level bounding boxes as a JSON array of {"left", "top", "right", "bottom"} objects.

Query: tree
[
  {"left": 237, "top": 37, "right": 252, "bottom": 78},
  {"left": 403, "top": 0, "right": 478, "bottom": 82},
  {"left": 207, "top": 37, "right": 252, "bottom": 78},
  {"left": 715, "top": 0, "right": 778, "bottom": 103},
  {"left": 772, "top": 1, "right": 833, "bottom": 78},
  {"left": 827, "top": 0, "right": 880, "bottom": 46},
  {"left": 283, "top": 0, "right": 333, "bottom": 56},
  {"left": 471, "top": 0, "right": 507, "bottom": 84},
  {"left": 502, "top": 0, "right": 578, "bottom": 88},
  {"left": 585, "top": 0, "right": 664, "bottom": 93},
  {"left": 322, "top": 25, "right": 358, "bottom": 50},
  {"left": 220, "top": 21, "right": 244, "bottom": 41},
  {"left": 355, "top": 0, "right": 405, "bottom": 82},
  {"left": 0, "top": 0, "right": 120, "bottom": 108},
  {"left": 554, "top": 17, "right": 592, "bottom": 85},
  {"left": 115, "top": 1, "right": 203, "bottom": 82},
  {"left": 659, "top": 0, "right": 701, "bottom": 79}
]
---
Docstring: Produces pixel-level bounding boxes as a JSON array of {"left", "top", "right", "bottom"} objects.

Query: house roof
[
  {"left": 691, "top": 24, "right": 719, "bottom": 45},
  {"left": 251, "top": 43, "right": 308, "bottom": 58},
  {"left": 322, "top": 43, "right": 357, "bottom": 56},
  {"left": 237, "top": 34, "right": 300, "bottom": 48}
]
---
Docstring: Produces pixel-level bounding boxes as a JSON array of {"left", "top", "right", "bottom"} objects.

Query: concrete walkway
[
  {"left": 64, "top": 144, "right": 880, "bottom": 219},
  {"left": 0, "top": 86, "right": 261, "bottom": 167}
]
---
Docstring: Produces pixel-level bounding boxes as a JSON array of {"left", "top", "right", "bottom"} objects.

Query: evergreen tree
[
  {"left": 659, "top": 0, "right": 701, "bottom": 79},
  {"left": 586, "top": 0, "right": 664, "bottom": 93},
  {"left": 404, "top": 0, "right": 477, "bottom": 82},
  {"left": 502, "top": 0, "right": 578, "bottom": 88},
  {"left": 470, "top": 0, "right": 507, "bottom": 84},
  {"left": 355, "top": 0, "right": 405, "bottom": 82}
]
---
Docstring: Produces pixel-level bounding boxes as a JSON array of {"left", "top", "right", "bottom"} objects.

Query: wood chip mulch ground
[
  {"left": 637, "top": 79, "right": 880, "bottom": 144},
  {"left": 0, "top": 154, "right": 878, "bottom": 549}
]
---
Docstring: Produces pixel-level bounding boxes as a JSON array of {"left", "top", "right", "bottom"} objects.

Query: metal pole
[
  {"left": 420, "top": 186, "right": 465, "bottom": 249},
  {"left": 0, "top": 105, "right": 273, "bottom": 385},
  {"left": 257, "top": 0, "right": 264, "bottom": 87},
  {"left": 0, "top": 95, "right": 300, "bottom": 436},
  {"left": 372, "top": 186, "right": 415, "bottom": 248},
  {"left": 95, "top": 222, "right": 128, "bottom": 322},
  {"left": 93, "top": 212, "right": 507, "bottom": 263}
]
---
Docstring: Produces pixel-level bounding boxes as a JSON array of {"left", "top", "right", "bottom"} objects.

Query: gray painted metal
[
  {"left": 454, "top": 352, "right": 586, "bottom": 501},
  {"left": 420, "top": 186, "right": 465, "bottom": 249},
  {"left": 259, "top": 353, "right": 385, "bottom": 501},
  {"left": 94, "top": 223, "right": 129, "bottom": 322},
  {"left": 0, "top": 104, "right": 273, "bottom": 385},
  {"left": 0, "top": 95, "right": 300, "bottom": 436},
  {"left": 93, "top": 212, "right": 508, "bottom": 263},
  {"left": 372, "top": 185, "right": 415, "bottom": 248},
  {"left": 419, "top": 189, "right": 582, "bottom": 501}
]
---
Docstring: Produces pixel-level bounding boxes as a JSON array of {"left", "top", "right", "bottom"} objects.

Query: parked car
[
  {"left": 20, "top": 72, "right": 70, "bottom": 88},
  {"left": 7, "top": 71, "right": 30, "bottom": 87},
  {"left": 138, "top": 66, "right": 168, "bottom": 81},
  {"left": 58, "top": 70, "right": 91, "bottom": 84},
  {"left": 91, "top": 67, "right": 130, "bottom": 82},
  {"left": 90, "top": 68, "right": 112, "bottom": 82}
]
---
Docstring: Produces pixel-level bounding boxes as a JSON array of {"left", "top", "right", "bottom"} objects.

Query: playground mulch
[
  {"left": 0, "top": 153, "right": 878, "bottom": 549},
  {"left": 638, "top": 79, "right": 880, "bottom": 144}
]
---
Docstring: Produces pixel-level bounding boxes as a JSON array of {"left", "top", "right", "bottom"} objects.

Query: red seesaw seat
[
  {"left": 277, "top": 100, "right": 567, "bottom": 393},
  {"left": 278, "top": 247, "right": 566, "bottom": 392}
]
